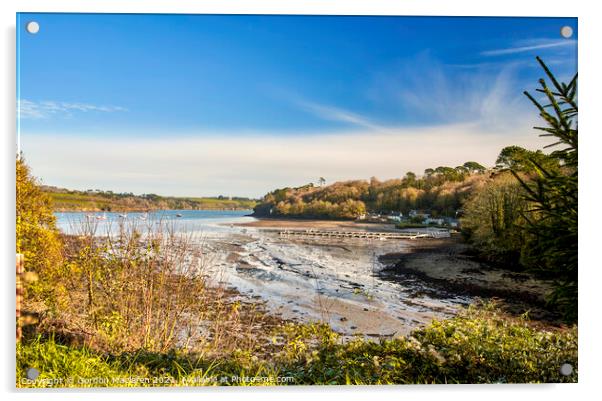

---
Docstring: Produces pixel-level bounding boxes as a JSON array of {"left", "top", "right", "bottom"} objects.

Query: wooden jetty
[{"left": 278, "top": 229, "right": 450, "bottom": 240}]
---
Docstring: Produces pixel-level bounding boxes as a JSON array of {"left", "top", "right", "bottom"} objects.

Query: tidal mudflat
[{"left": 204, "top": 223, "right": 470, "bottom": 338}]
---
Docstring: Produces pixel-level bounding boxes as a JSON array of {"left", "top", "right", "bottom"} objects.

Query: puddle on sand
[{"left": 204, "top": 230, "right": 471, "bottom": 339}]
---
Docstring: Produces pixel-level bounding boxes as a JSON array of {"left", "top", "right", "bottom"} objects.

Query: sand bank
[{"left": 234, "top": 218, "right": 398, "bottom": 232}]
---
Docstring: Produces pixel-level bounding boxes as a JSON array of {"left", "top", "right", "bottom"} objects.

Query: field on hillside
[{"left": 45, "top": 189, "right": 257, "bottom": 212}]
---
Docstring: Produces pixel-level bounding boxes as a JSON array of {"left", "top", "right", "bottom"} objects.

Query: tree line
[{"left": 254, "top": 161, "right": 491, "bottom": 219}]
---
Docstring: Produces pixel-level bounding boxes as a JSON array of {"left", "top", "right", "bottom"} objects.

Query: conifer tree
[{"left": 514, "top": 57, "right": 578, "bottom": 322}]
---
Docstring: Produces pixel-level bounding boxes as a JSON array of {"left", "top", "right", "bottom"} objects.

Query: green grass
[
  {"left": 17, "top": 336, "right": 285, "bottom": 387},
  {"left": 280, "top": 305, "right": 577, "bottom": 384},
  {"left": 184, "top": 197, "right": 257, "bottom": 210},
  {"left": 45, "top": 191, "right": 257, "bottom": 212},
  {"left": 17, "top": 304, "right": 577, "bottom": 387}
]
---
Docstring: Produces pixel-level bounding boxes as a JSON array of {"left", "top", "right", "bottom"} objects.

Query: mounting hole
[
  {"left": 560, "top": 26, "right": 573, "bottom": 39},
  {"left": 26, "top": 367, "right": 40, "bottom": 380},
  {"left": 560, "top": 363, "right": 573, "bottom": 376},
  {"left": 26, "top": 21, "right": 40, "bottom": 34}
]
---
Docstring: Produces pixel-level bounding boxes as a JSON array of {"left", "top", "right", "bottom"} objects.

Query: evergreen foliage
[{"left": 513, "top": 57, "right": 578, "bottom": 322}]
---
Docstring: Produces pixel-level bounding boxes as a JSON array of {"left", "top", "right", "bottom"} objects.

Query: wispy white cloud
[
  {"left": 363, "top": 52, "right": 536, "bottom": 132},
  {"left": 18, "top": 99, "right": 127, "bottom": 119},
  {"left": 294, "top": 100, "right": 394, "bottom": 134},
  {"left": 481, "top": 39, "right": 576, "bottom": 57},
  {"left": 288, "top": 53, "right": 534, "bottom": 136}
]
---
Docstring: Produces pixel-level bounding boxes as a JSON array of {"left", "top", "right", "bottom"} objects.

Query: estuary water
[{"left": 55, "top": 209, "right": 256, "bottom": 236}]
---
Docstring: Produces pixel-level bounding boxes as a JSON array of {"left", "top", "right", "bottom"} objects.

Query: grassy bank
[
  {"left": 45, "top": 188, "right": 257, "bottom": 212},
  {"left": 17, "top": 303, "right": 577, "bottom": 387}
]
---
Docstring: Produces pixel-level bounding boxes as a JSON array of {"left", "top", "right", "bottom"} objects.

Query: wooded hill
[{"left": 253, "top": 161, "right": 491, "bottom": 220}]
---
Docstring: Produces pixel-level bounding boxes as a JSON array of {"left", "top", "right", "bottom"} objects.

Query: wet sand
[
  {"left": 234, "top": 218, "right": 399, "bottom": 232},
  {"left": 379, "top": 237, "right": 560, "bottom": 322}
]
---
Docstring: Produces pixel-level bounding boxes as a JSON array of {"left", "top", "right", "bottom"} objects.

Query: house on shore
[
  {"left": 424, "top": 217, "right": 445, "bottom": 225},
  {"left": 386, "top": 212, "right": 403, "bottom": 222}
]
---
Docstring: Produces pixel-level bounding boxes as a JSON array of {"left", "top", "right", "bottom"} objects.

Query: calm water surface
[{"left": 54, "top": 209, "right": 256, "bottom": 236}]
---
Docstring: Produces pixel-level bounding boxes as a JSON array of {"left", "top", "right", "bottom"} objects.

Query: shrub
[
  {"left": 281, "top": 303, "right": 577, "bottom": 384},
  {"left": 461, "top": 172, "right": 529, "bottom": 269},
  {"left": 16, "top": 157, "right": 63, "bottom": 301},
  {"left": 53, "top": 218, "right": 244, "bottom": 354}
]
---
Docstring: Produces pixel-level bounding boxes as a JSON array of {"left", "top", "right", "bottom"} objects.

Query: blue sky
[{"left": 17, "top": 14, "right": 577, "bottom": 197}]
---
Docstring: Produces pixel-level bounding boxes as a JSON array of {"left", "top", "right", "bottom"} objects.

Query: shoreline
[
  {"left": 378, "top": 237, "right": 561, "bottom": 324},
  {"left": 54, "top": 208, "right": 255, "bottom": 213},
  {"left": 234, "top": 217, "right": 400, "bottom": 232}
]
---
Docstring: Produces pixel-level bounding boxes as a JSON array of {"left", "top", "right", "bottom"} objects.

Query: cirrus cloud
[
  {"left": 481, "top": 38, "right": 577, "bottom": 57},
  {"left": 18, "top": 99, "right": 127, "bottom": 119}
]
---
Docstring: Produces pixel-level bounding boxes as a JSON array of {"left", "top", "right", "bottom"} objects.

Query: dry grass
[{"left": 29, "top": 217, "right": 282, "bottom": 358}]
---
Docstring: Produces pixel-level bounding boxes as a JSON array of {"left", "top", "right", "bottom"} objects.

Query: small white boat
[{"left": 175, "top": 213, "right": 183, "bottom": 218}]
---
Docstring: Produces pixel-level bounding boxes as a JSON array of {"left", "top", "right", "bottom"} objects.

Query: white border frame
[{"left": 2, "top": 1, "right": 600, "bottom": 401}]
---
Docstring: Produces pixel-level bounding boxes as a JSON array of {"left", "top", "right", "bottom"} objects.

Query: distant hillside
[
  {"left": 253, "top": 162, "right": 491, "bottom": 220},
  {"left": 42, "top": 186, "right": 257, "bottom": 212}
]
